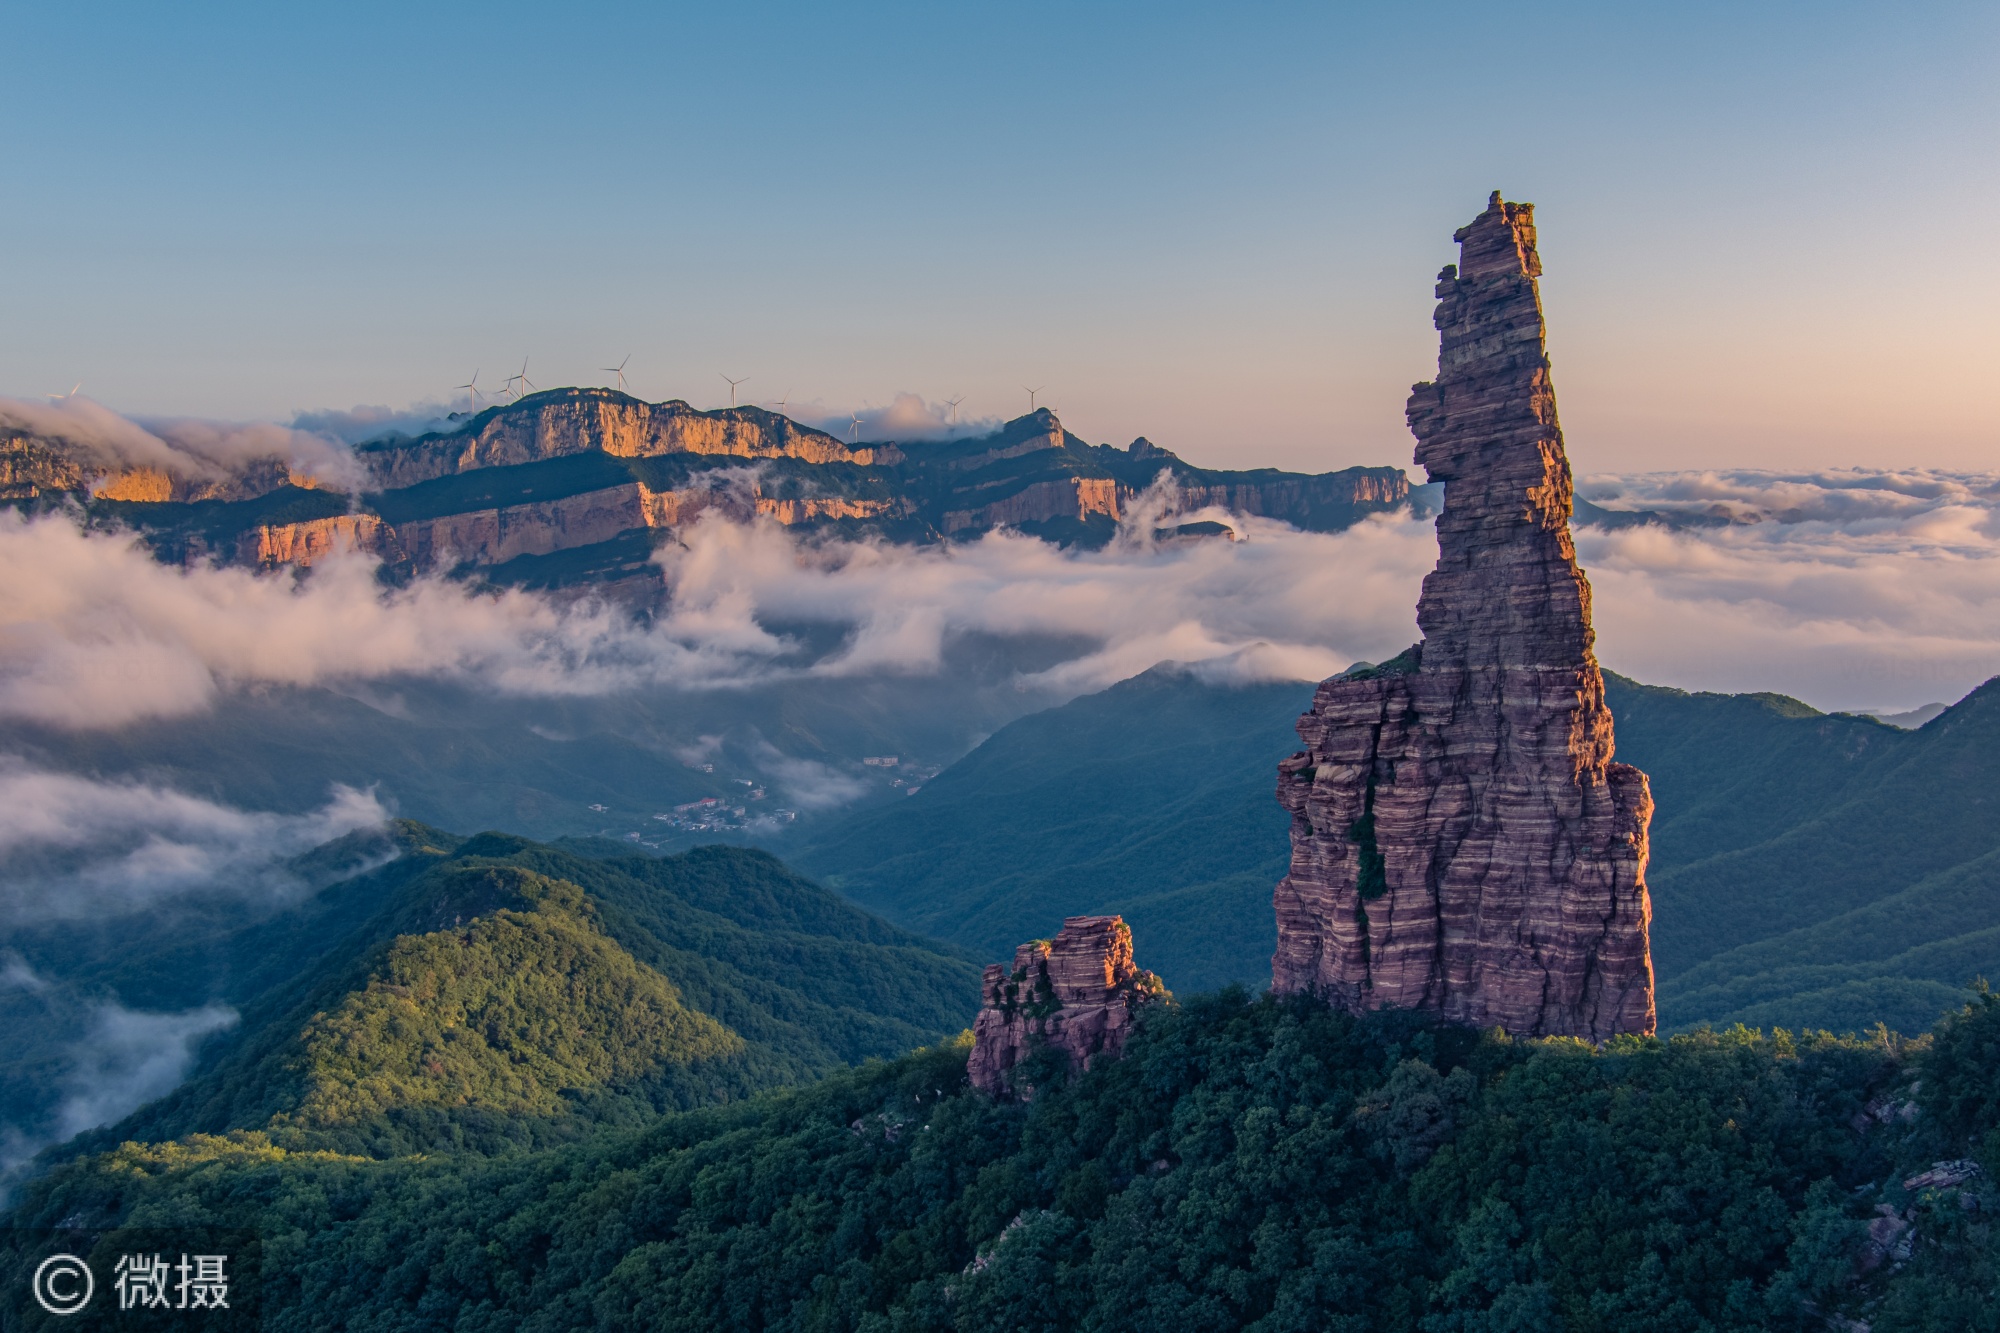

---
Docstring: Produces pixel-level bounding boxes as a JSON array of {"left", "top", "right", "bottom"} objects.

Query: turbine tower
[
  {"left": 945, "top": 394, "right": 964, "bottom": 424},
  {"left": 1023, "top": 385, "right": 1043, "bottom": 413},
  {"left": 721, "top": 373, "right": 748, "bottom": 408},
  {"left": 602, "top": 355, "right": 631, "bottom": 393},
  {"left": 848, "top": 412, "right": 862, "bottom": 443},
  {"left": 456, "top": 370, "right": 482, "bottom": 408},
  {"left": 502, "top": 357, "right": 533, "bottom": 403}
]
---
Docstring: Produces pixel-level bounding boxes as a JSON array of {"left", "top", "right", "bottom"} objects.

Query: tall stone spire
[{"left": 1271, "top": 193, "right": 1655, "bottom": 1040}]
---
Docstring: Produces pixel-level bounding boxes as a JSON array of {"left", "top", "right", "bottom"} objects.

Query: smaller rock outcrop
[{"left": 967, "top": 916, "right": 1168, "bottom": 1097}]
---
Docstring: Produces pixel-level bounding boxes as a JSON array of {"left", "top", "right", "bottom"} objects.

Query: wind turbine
[
  {"left": 514, "top": 357, "right": 535, "bottom": 397},
  {"left": 848, "top": 412, "right": 863, "bottom": 443},
  {"left": 944, "top": 394, "right": 964, "bottom": 424},
  {"left": 602, "top": 355, "right": 631, "bottom": 393},
  {"left": 456, "top": 370, "right": 483, "bottom": 408},
  {"left": 770, "top": 389, "right": 791, "bottom": 412},
  {"left": 1023, "top": 385, "right": 1043, "bottom": 413},
  {"left": 720, "top": 373, "right": 748, "bottom": 408}
]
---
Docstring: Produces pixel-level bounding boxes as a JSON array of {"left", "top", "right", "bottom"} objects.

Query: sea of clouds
[
  {"left": 3, "top": 396, "right": 1998, "bottom": 1159},
  {"left": 6, "top": 394, "right": 2000, "bottom": 917},
  {"left": 1, "top": 393, "right": 366, "bottom": 490},
  {"left": 2, "top": 460, "right": 1994, "bottom": 924},
  {"left": 1576, "top": 468, "right": 2000, "bottom": 711},
  {"left": 3, "top": 465, "right": 1994, "bottom": 738}
]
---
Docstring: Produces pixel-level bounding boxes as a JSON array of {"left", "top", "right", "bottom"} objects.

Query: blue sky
[{"left": 3, "top": 1, "right": 1995, "bottom": 472}]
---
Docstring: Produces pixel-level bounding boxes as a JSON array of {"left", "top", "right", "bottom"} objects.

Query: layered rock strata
[
  {"left": 356, "top": 391, "right": 899, "bottom": 489},
  {"left": 967, "top": 916, "right": 1168, "bottom": 1097},
  {"left": 15, "top": 391, "right": 1411, "bottom": 575},
  {"left": 1271, "top": 193, "right": 1656, "bottom": 1040}
]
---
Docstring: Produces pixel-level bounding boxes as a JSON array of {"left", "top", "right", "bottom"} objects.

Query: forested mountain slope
[
  {"left": 1610, "top": 674, "right": 2000, "bottom": 1034},
  {"left": 16, "top": 986, "right": 2000, "bottom": 1331},
  {"left": 9, "top": 828, "right": 981, "bottom": 1166},
  {"left": 796, "top": 666, "right": 1311, "bottom": 992}
]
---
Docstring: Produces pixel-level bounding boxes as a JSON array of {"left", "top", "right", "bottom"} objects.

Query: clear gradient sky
[{"left": 4, "top": 1, "right": 1995, "bottom": 473}]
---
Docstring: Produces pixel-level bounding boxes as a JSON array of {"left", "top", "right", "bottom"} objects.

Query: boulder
[{"left": 967, "top": 916, "right": 1168, "bottom": 1097}]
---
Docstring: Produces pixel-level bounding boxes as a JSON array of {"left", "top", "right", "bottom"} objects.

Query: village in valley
[{"left": 597, "top": 753, "right": 939, "bottom": 848}]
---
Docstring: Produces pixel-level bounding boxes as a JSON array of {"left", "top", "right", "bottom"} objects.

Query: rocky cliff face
[
  {"left": 1271, "top": 193, "right": 1656, "bottom": 1041},
  {"left": 1, "top": 431, "right": 304, "bottom": 504},
  {"left": 941, "top": 476, "right": 1122, "bottom": 533},
  {"left": 34, "top": 393, "right": 1411, "bottom": 578},
  {"left": 239, "top": 514, "right": 390, "bottom": 568},
  {"left": 967, "top": 915, "right": 1168, "bottom": 1097},
  {"left": 356, "top": 390, "right": 899, "bottom": 489}
]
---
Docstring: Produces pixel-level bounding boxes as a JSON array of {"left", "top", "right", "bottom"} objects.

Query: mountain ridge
[{"left": 8, "top": 392, "right": 1413, "bottom": 585}]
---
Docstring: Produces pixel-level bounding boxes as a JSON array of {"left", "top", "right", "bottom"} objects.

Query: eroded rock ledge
[
  {"left": 967, "top": 916, "right": 1168, "bottom": 1098},
  {"left": 1270, "top": 193, "right": 1656, "bottom": 1041}
]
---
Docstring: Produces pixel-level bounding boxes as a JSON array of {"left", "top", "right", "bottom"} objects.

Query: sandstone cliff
[
  {"left": 238, "top": 514, "right": 392, "bottom": 569},
  {"left": 44, "top": 394, "right": 1410, "bottom": 577},
  {"left": 240, "top": 475, "right": 909, "bottom": 572},
  {"left": 967, "top": 915, "right": 1168, "bottom": 1097},
  {"left": 2, "top": 431, "right": 305, "bottom": 504},
  {"left": 1271, "top": 193, "right": 1656, "bottom": 1041},
  {"left": 355, "top": 389, "right": 900, "bottom": 490}
]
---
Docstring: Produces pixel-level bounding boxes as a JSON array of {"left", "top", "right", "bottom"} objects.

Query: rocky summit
[
  {"left": 1271, "top": 193, "right": 1656, "bottom": 1041},
  {"left": 967, "top": 915, "right": 1169, "bottom": 1097}
]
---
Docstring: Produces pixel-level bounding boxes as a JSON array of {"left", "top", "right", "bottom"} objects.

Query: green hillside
[
  {"left": 795, "top": 666, "right": 1312, "bottom": 991},
  {"left": 115, "top": 863, "right": 757, "bottom": 1156},
  {"left": 1608, "top": 674, "right": 2000, "bottom": 1034},
  {"left": 16, "top": 985, "right": 2000, "bottom": 1331},
  {"left": 9, "top": 828, "right": 981, "bottom": 1166}
]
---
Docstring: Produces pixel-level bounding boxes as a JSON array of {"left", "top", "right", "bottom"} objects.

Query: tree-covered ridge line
[
  {"left": 22, "top": 829, "right": 983, "bottom": 1168},
  {"left": 16, "top": 988, "right": 2000, "bottom": 1331}
]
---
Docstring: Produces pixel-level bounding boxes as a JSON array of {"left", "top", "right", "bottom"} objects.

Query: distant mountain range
[{"left": 5, "top": 389, "right": 1411, "bottom": 586}]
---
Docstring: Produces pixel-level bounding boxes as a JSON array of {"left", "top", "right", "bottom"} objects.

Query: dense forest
[
  {"left": 4, "top": 829, "right": 981, "bottom": 1167},
  {"left": 12, "top": 979, "right": 2000, "bottom": 1330}
]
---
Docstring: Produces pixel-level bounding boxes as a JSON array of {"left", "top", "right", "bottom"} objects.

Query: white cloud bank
[
  {"left": 54, "top": 1001, "right": 239, "bottom": 1141},
  {"left": 0, "top": 393, "right": 364, "bottom": 490},
  {"left": 1578, "top": 468, "right": 2000, "bottom": 709},
  {"left": 0, "top": 465, "right": 1993, "bottom": 745},
  {"left": 0, "top": 763, "right": 388, "bottom": 920},
  {"left": 0, "top": 954, "right": 238, "bottom": 1185},
  {"left": 0, "top": 496, "right": 1435, "bottom": 731}
]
